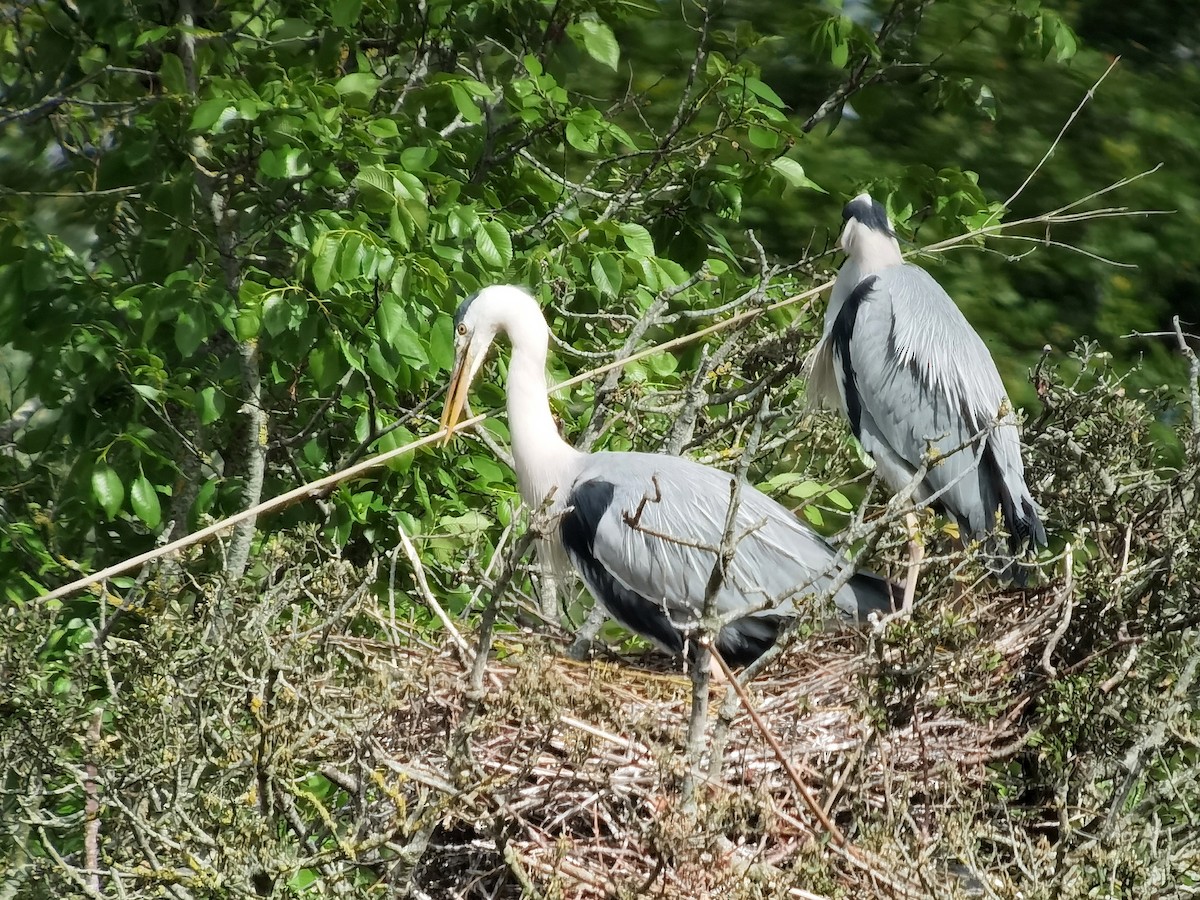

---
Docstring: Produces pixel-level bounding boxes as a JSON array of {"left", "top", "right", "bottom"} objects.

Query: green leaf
[
  {"left": 309, "top": 341, "right": 344, "bottom": 391},
  {"left": 400, "top": 146, "right": 437, "bottom": 172},
  {"left": 234, "top": 308, "right": 261, "bottom": 341},
  {"left": 312, "top": 233, "right": 340, "bottom": 293},
  {"left": 449, "top": 83, "right": 483, "bottom": 124},
  {"left": 198, "top": 386, "right": 225, "bottom": 425},
  {"left": 331, "top": 0, "right": 363, "bottom": 27},
  {"left": 131, "top": 472, "right": 162, "bottom": 529},
  {"left": 576, "top": 19, "right": 620, "bottom": 71},
  {"left": 355, "top": 166, "right": 396, "bottom": 201},
  {"left": 79, "top": 46, "right": 107, "bottom": 76},
  {"left": 336, "top": 72, "right": 381, "bottom": 101},
  {"left": 190, "top": 99, "right": 235, "bottom": 133},
  {"left": 377, "top": 296, "right": 428, "bottom": 365},
  {"left": 175, "top": 310, "right": 205, "bottom": 357},
  {"left": 475, "top": 221, "right": 512, "bottom": 269},
  {"left": 769, "top": 157, "right": 826, "bottom": 193},
  {"left": 786, "top": 480, "right": 823, "bottom": 499},
  {"left": 259, "top": 147, "right": 310, "bottom": 179},
  {"left": 378, "top": 426, "right": 415, "bottom": 473},
  {"left": 428, "top": 315, "right": 454, "bottom": 372},
  {"left": 802, "top": 505, "right": 825, "bottom": 527},
  {"left": 262, "top": 292, "right": 294, "bottom": 336},
  {"left": 827, "top": 489, "right": 853, "bottom": 511},
  {"left": 565, "top": 116, "right": 599, "bottom": 152},
  {"left": 591, "top": 253, "right": 623, "bottom": 298},
  {"left": 830, "top": 39, "right": 849, "bottom": 68},
  {"left": 367, "top": 117, "right": 399, "bottom": 139},
  {"left": 748, "top": 124, "right": 779, "bottom": 149},
  {"left": 745, "top": 77, "right": 785, "bottom": 108},
  {"left": 92, "top": 465, "right": 124, "bottom": 520},
  {"left": 618, "top": 223, "right": 654, "bottom": 257},
  {"left": 158, "top": 53, "right": 186, "bottom": 93},
  {"left": 646, "top": 353, "right": 677, "bottom": 376}
]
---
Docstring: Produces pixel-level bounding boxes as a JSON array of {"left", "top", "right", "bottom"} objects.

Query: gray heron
[
  {"left": 806, "top": 193, "right": 1047, "bottom": 604},
  {"left": 440, "top": 284, "right": 898, "bottom": 667}
]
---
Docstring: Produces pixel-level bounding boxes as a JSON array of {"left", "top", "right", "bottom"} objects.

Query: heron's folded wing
[
  {"left": 845, "top": 265, "right": 1029, "bottom": 536},
  {"left": 576, "top": 454, "right": 847, "bottom": 626}
]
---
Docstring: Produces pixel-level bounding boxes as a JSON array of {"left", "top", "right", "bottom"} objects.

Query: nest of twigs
[{"left": 365, "top": 587, "right": 1059, "bottom": 898}]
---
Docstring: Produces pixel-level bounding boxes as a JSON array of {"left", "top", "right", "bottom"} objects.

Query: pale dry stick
[
  {"left": 83, "top": 708, "right": 103, "bottom": 894},
  {"left": 1103, "top": 650, "right": 1200, "bottom": 836},
  {"left": 555, "top": 279, "right": 833, "bottom": 396},
  {"left": 1041, "top": 544, "right": 1075, "bottom": 679},
  {"left": 922, "top": 166, "right": 1165, "bottom": 259},
  {"left": 987, "top": 56, "right": 1122, "bottom": 229},
  {"left": 679, "top": 476, "right": 738, "bottom": 810},
  {"left": 394, "top": 523, "right": 474, "bottom": 664},
  {"left": 1173, "top": 314, "right": 1200, "bottom": 458},
  {"left": 467, "top": 528, "right": 539, "bottom": 698},
  {"left": 37, "top": 415, "right": 485, "bottom": 603},
  {"left": 1100, "top": 640, "right": 1140, "bottom": 695},
  {"left": 465, "top": 517, "right": 515, "bottom": 613},
  {"left": 709, "top": 649, "right": 847, "bottom": 847},
  {"left": 986, "top": 232, "right": 1139, "bottom": 268}
]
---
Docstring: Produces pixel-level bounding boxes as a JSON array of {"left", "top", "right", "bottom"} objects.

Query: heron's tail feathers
[
  {"left": 714, "top": 614, "right": 786, "bottom": 668},
  {"left": 990, "top": 484, "right": 1048, "bottom": 586}
]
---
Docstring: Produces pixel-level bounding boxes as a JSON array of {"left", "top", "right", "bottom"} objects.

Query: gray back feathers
[
  {"left": 810, "top": 252, "right": 1046, "bottom": 578},
  {"left": 566, "top": 451, "right": 894, "bottom": 630}
]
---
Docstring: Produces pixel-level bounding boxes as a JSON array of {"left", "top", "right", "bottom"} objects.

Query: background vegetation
[{"left": 1, "top": 0, "right": 1197, "bottom": 895}]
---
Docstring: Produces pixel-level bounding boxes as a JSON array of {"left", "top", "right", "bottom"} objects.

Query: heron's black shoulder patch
[
  {"left": 561, "top": 478, "right": 614, "bottom": 551},
  {"left": 452, "top": 292, "right": 480, "bottom": 331},
  {"left": 560, "top": 478, "right": 684, "bottom": 656},
  {"left": 830, "top": 275, "right": 878, "bottom": 440},
  {"left": 843, "top": 196, "right": 894, "bottom": 237}
]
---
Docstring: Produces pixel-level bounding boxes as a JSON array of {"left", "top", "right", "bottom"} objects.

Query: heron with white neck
[
  {"left": 440, "top": 284, "right": 897, "bottom": 667},
  {"left": 806, "top": 193, "right": 1047, "bottom": 604}
]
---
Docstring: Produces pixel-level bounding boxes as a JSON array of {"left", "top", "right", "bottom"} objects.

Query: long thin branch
[
  {"left": 395, "top": 524, "right": 473, "bottom": 666},
  {"left": 1173, "top": 315, "right": 1200, "bottom": 459},
  {"left": 37, "top": 416, "right": 484, "bottom": 603},
  {"left": 991, "top": 56, "right": 1121, "bottom": 226},
  {"left": 709, "top": 650, "right": 845, "bottom": 845}
]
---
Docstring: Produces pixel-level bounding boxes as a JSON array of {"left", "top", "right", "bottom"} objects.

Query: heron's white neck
[
  {"left": 847, "top": 227, "right": 903, "bottom": 275},
  {"left": 500, "top": 308, "right": 582, "bottom": 512}
]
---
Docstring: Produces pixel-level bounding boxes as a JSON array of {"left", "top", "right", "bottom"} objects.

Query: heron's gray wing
[
  {"left": 836, "top": 265, "right": 1044, "bottom": 551},
  {"left": 568, "top": 452, "right": 892, "bottom": 631}
]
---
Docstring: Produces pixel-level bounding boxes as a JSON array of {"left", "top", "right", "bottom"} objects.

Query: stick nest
[{"left": 362, "top": 589, "right": 1056, "bottom": 898}]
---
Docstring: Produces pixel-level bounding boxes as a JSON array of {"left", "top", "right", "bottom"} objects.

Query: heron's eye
[{"left": 456, "top": 323, "right": 467, "bottom": 336}]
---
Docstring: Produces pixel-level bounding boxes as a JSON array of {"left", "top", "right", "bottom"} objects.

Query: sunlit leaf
[
  {"left": 92, "top": 465, "right": 124, "bottom": 520},
  {"left": 573, "top": 19, "right": 620, "bottom": 71},
  {"left": 769, "top": 157, "right": 826, "bottom": 193},
  {"left": 475, "top": 221, "right": 512, "bottom": 269},
  {"left": 330, "top": 0, "right": 363, "bottom": 27},
  {"left": 131, "top": 472, "right": 162, "bottom": 529},
  {"left": 618, "top": 223, "right": 654, "bottom": 257},
  {"left": 591, "top": 253, "right": 623, "bottom": 298},
  {"left": 336, "top": 72, "right": 381, "bottom": 100}
]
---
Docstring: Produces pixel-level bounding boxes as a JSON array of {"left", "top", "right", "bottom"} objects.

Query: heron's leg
[{"left": 902, "top": 511, "right": 923, "bottom": 613}]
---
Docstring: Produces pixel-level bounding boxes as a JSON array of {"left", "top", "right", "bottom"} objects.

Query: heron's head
[
  {"left": 839, "top": 192, "right": 898, "bottom": 258},
  {"left": 439, "top": 285, "right": 540, "bottom": 443}
]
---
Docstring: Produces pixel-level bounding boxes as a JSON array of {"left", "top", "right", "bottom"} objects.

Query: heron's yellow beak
[{"left": 439, "top": 347, "right": 475, "bottom": 446}]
